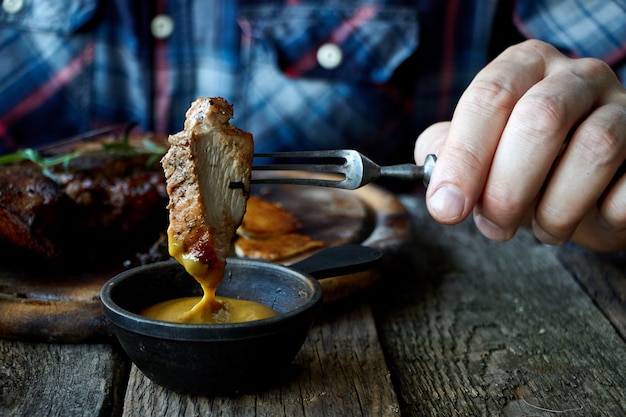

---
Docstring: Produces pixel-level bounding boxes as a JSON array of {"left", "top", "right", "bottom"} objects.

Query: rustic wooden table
[{"left": 1, "top": 195, "right": 625, "bottom": 416}]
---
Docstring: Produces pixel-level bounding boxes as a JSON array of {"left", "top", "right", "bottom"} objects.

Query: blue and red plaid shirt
[{"left": 1, "top": 0, "right": 625, "bottom": 162}]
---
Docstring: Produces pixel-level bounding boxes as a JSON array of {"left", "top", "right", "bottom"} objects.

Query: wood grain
[
  {"left": 371, "top": 196, "right": 626, "bottom": 416},
  {"left": 555, "top": 246, "right": 626, "bottom": 340},
  {"left": 121, "top": 300, "right": 400, "bottom": 417},
  {"left": 0, "top": 339, "right": 129, "bottom": 417}
]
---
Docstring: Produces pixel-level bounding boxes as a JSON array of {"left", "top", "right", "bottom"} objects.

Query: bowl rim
[{"left": 100, "top": 258, "right": 323, "bottom": 341}]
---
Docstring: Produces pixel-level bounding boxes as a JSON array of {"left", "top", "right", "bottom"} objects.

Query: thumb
[{"left": 414, "top": 121, "right": 450, "bottom": 164}]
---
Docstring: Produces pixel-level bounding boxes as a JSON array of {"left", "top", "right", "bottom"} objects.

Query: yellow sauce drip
[{"left": 140, "top": 230, "right": 278, "bottom": 324}]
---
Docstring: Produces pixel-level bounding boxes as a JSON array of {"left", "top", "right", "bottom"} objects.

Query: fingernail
[
  {"left": 474, "top": 214, "right": 508, "bottom": 241},
  {"left": 428, "top": 185, "right": 466, "bottom": 221}
]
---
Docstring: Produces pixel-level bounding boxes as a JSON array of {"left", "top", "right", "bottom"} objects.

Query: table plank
[
  {"left": 555, "top": 246, "right": 626, "bottom": 340},
  {"left": 0, "top": 339, "right": 129, "bottom": 417},
  {"left": 371, "top": 196, "right": 626, "bottom": 416},
  {"left": 121, "top": 300, "right": 400, "bottom": 416}
]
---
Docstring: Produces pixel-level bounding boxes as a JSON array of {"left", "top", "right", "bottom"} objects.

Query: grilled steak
[{"left": 0, "top": 134, "right": 169, "bottom": 261}]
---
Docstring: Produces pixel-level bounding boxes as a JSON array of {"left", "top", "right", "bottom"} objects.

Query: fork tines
[
  {"left": 250, "top": 150, "right": 355, "bottom": 188},
  {"left": 253, "top": 151, "right": 348, "bottom": 174}
]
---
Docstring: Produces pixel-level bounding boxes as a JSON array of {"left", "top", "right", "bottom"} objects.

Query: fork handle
[{"left": 380, "top": 154, "right": 437, "bottom": 187}]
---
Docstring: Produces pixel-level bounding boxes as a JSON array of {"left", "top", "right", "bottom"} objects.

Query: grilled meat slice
[{"left": 161, "top": 97, "right": 254, "bottom": 293}]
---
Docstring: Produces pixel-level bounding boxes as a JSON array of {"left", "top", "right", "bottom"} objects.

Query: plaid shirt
[{"left": 1, "top": 0, "right": 625, "bottom": 162}]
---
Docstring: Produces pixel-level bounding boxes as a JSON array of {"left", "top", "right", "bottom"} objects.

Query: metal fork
[{"left": 248, "top": 150, "right": 437, "bottom": 190}]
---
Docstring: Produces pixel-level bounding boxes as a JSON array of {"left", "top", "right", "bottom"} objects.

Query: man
[{"left": 0, "top": 0, "right": 624, "bottom": 250}]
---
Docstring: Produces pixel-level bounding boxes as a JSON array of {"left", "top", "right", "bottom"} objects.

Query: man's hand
[{"left": 414, "top": 40, "right": 626, "bottom": 252}]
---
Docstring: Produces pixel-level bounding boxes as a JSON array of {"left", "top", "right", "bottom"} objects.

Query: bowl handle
[{"left": 289, "top": 244, "right": 382, "bottom": 279}]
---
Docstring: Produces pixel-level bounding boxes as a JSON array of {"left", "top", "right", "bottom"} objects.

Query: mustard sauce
[
  {"left": 140, "top": 230, "right": 278, "bottom": 324},
  {"left": 140, "top": 295, "right": 278, "bottom": 324}
]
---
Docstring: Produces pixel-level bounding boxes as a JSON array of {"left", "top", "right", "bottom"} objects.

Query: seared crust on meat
[
  {"left": 161, "top": 97, "right": 253, "bottom": 289},
  {"left": 0, "top": 163, "right": 70, "bottom": 259}
]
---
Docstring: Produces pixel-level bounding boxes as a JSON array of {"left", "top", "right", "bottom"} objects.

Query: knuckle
[
  {"left": 513, "top": 93, "right": 568, "bottom": 139},
  {"left": 569, "top": 58, "right": 624, "bottom": 98},
  {"left": 572, "top": 57, "right": 615, "bottom": 81},
  {"left": 482, "top": 184, "right": 525, "bottom": 217},
  {"left": 503, "top": 39, "right": 554, "bottom": 62},
  {"left": 535, "top": 201, "right": 578, "bottom": 239},
  {"left": 441, "top": 141, "right": 484, "bottom": 177},
  {"left": 576, "top": 121, "right": 624, "bottom": 166},
  {"left": 463, "top": 78, "right": 519, "bottom": 118},
  {"left": 477, "top": 181, "right": 530, "bottom": 236}
]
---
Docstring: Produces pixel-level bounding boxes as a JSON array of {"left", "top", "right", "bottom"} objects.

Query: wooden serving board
[{"left": 0, "top": 182, "right": 410, "bottom": 343}]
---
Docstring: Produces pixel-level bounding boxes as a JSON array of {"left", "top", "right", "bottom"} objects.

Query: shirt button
[
  {"left": 316, "top": 43, "right": 343, "bottom": 70},
  {"left": 151, "top": 14, "right": 174, "bottom": 39},
  {"left": 2, "top": 0, "right": 24, "bottom": 14}
]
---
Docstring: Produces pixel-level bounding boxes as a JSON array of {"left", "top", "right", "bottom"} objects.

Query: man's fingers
[
  {"left": 473, "top": 57, "right": 615, "bottom": 241},
  {"left": 425, "top": 40, "right": 555, "bottom": 225},
  {"left": 532, "top": 99, "right": 626, "bottom": 245}
]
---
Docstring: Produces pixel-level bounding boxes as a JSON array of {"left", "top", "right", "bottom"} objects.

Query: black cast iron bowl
[{"left": 100, "top": 244, "right": 381, "bottom": 395}]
